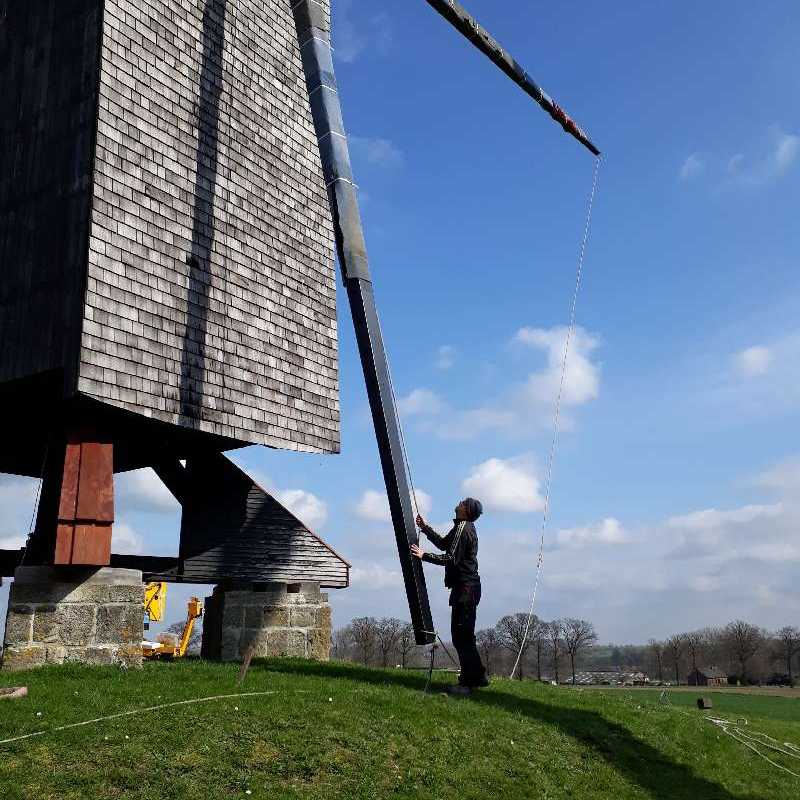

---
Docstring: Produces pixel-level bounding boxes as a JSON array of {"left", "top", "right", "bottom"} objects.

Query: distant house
[{"left": 687, "top": 667, "right": 728, "bottom": 687}]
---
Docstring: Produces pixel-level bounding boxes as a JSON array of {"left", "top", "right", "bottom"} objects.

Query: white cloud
[
  {"left": 355, "top": 488, "right": 432, "bottom": 522},
  {"left": 435, "top": 345, "right": 456, "bottom": 371},
  {"left": 679, "top": 153, "right": 704, "bottom": 181},
  {"left": 116, "top": 468, "right": 178, "bottom": 514},
  {"left": 399, "top": 325, "right": 601, "bottom": 441},
  {"left": 773, "top": 129, "right": 800, "bottom": 174},
  {"left": 556, "top": 518, "right": 628, "bottom": 549},
  {"left": 727, "top": 154, "right": 744, "bottom": 174},
  {"left": 689, "top": 574, "right": 722, "bottom": 593},
  {"left": 753, "top": 457, "right": 800, "bottom": 494},
  {"left": 544, "top": 570, "right": 604, "bottom": 591},
  {"left": 734, "top": 345, "right": 772, "bottom": 378},
  {"left": 0, "top": 474, "right": 38, "bottom": 509},
  {"left": 461, "top": 456, "right": 543, "bottom": 514},
  {"left": 727, "top": 127, "right": 800, "bottom": 186},
  {"left": 0, "top": 474, "right": 39, "bottom": 539},
  {"left": 708, "top": 331, "right": 800, "bottom": 418},
  {"left": 333, "top": 2, "right": 392, "bottom": 63},
  {"left": 398, "top": 388, "right": 444, "bottom": 417},
  {"left": 0, "top": 534, "right": 25, "bottom": 551},
  {"left": 349, "top": 136, "right": 403, "bottom": 169},
  {"left": 275, "top": 488, "right": 328, "bottom": 531},
  {"left": 755, "top": 584, "right": 777, "bottom": 607},
  {"left": 350, "top": 562, "right": 402, "bottom": 590},
  {"left": 355, "top": 489, "right": 389, "bottom": 522},
  {"left": 250, "top": 471, "right": 329, "bottom": 531},
  {"left": 666, "top": 503, "right": 783, "bottom": 532},
  {"left": 515, "top": 326, "right": 601, "bottom": 408},
  {"left": 113, "top": 521, "right": 144, "bottom": 555}
]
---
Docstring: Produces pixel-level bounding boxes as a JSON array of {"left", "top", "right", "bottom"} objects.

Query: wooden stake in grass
[{"left": 237, "top": 642, "right": 256, "bottom": 688}]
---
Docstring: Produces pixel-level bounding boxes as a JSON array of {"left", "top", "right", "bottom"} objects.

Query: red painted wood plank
[
  {"left": 71, "top": 523, "right": 112, "bottom": 565},
  {"left": 75, "top": 441, "right": 114, "bottom": 522}
]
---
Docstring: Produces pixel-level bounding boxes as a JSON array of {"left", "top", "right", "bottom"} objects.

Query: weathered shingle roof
[{"left": 696, "top": 666, "right": 727, "bottom": 679}]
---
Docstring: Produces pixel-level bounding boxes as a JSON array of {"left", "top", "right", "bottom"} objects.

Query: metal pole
[
  {"left": 290, "top": 0, "right": 435, "bottom": 645},
  {"left": 424, "top": 0, "right": 601, "bottom": 156}
]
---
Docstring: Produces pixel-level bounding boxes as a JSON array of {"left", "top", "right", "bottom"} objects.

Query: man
[{"left": 411, "top": 497, "right": 488, "bottom": 696}]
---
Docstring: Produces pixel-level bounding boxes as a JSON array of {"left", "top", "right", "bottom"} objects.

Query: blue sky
[{"left": 2, "top": 1, "right": 800, "bottom": 644}]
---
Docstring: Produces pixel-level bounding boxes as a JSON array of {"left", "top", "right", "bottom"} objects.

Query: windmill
[{"left": 0, "top": 0, "right": 599, "bottom": 665}]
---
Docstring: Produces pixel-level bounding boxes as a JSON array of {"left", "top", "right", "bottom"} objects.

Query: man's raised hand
[{"left": 415, "top": 514, "right": 426, "bottom": 529}]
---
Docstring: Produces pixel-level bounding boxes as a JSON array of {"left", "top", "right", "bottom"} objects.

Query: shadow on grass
[{"left": 259, "top": 659, "right": 760, "bottom": 800}]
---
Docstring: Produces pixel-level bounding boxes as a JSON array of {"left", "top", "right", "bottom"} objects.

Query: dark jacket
[{"left": 420, "top": 520, "right": 480, "bottom": 589}]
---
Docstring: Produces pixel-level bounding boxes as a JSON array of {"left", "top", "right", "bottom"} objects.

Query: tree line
[
  {"left": 333, "top": 613, "right": 598, "bottom": 685},
  {"left": 646, "top": 622, "right": 800, "bottom": 686},
  {"left": 333, "top": 616, "right": 800, "bottom": 686}
]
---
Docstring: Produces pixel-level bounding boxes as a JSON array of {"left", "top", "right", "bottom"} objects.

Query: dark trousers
[{"left": 450, "top": 584, "right": 486, "bottom": 687}]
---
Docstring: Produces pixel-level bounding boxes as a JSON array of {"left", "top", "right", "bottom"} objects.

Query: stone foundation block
[
  {"left": 2, "top": 567, "right": 144, "bottom": 671},
  {"left": 203, "top": 582, "right": 332, "bottom": 662},
  {"left": 4, "top": 607, "right": 34, "bottom": 645}
]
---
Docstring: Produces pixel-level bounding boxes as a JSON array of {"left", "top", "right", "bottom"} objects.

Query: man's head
[{"left": 455, "top": 497, "right": 483, "bottom": 522}]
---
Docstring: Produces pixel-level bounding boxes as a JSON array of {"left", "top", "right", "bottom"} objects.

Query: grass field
[
  {"left": 577, "top": 686, "right": 800, "bottom": 723},
  {"left": 1, "top": 659, "right": 798, "bottom": 799}
]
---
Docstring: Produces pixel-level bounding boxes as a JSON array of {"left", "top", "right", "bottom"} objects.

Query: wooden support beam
[
  {"left": 25, "top": 426, "right": 115, "bottom": 567},
  {"left": 151, "top": 457, "right": 189, "bottom": 505},
  {"left": 53, "top": 432, "right": 114, "bottom": 565}
]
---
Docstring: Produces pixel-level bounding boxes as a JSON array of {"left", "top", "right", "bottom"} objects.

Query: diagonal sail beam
[
  {"left": 290, "top": 0, "right": 435, "bottom": 645},
  {"left": 424, "top": 0, "right": 601, "bottom": 156}
]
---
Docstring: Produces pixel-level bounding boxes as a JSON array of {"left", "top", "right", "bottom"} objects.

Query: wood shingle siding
[{"left": 1, "top": 0, "right": 339, "bottom": 456}]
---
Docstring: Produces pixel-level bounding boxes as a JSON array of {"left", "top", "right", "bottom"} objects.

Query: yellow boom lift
[{"left": 142, "top": 582, "right": 203, "bottom": 659}]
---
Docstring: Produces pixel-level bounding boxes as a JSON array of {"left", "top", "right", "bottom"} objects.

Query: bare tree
[
  {"left": 775, "top": 626, "right": 800, "bottom": 686},
  {"left": 665, "top": 634, "right": 686, "bottom": 685},
  {"left": 375, "top": 617, "right": 404, "bottom": 667},
  {"left": 496, "top": 613, "right": 536, "bottom": 680},
  {"left": 476, "top": 628, "right": 502, "bottom": 675},
  {"left": 332, "top": 626, "right": 353, "bottom": 661},
  {"left": 547, "top": 619, "right": 564, "bottom": 684},
  {"left": 648, "top": 639, "right": 664, "bottom": 683},
  {"left": 350, "top": 616, "right": 378, "bottom": 666},
  {"left": 724, "top": 620, "right": 763, "bottom": 684},
  {"left": 397, "top": 623, "right": 415, "bottom": 669},
  {"left": 562, "top": 618, "right": 597, "bottom": 685},
  {"left": 684, "top": 630, "right": 704, "bottom": 674},
  {"left": 166, "top": 620, "right": 201, "bottom": 654},
  {"left": 532, "top": 619, "right": 548, "bottom": 681}
]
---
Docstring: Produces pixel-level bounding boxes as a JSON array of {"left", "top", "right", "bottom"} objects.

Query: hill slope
[{"left": 0, "top": 659, "right": 798, "bottom": 799}]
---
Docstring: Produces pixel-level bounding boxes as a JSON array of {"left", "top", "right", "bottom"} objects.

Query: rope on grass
[
  {"left": 0, "top": 691, "right": 281, "bottom": 748},
  {"left": 705, "top": 716, "right": 800, "bottom": 779}
]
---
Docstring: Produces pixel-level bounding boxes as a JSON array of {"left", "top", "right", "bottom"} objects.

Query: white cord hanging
[{"left": 509, "top": 156, "right": 601, "bottom": 679}]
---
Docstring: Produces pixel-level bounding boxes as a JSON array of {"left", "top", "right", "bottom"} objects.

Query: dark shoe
[
  {"left": 472, "top": 677, "right": 490, "bottom": 688},
  {"left": 447, "top": 685, "right": 472, "bottom": 697}
]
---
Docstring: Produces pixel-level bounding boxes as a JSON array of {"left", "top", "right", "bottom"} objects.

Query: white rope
[
  {"left": 705, "top": 716, "right": 800, "bottom": 778},
  {"left": 0, "top": 691, "right": 280, "bottom": 748},
  {"left": 509, "top": 156, "right": 601, "bottom": 679}
]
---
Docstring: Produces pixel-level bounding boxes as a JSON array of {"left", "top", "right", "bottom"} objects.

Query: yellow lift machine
[{"left": 142, "top": 582, "right": 203, "bottom": 660}]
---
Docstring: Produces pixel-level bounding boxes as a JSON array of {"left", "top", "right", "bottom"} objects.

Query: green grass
[
  {"left": 0, "top": 659, "right": 797, "bottom": 799},
  {"left": 580, "top": 687, "right": 800, "bottom": 724}
]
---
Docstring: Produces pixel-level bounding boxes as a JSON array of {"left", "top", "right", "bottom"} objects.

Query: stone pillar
[
  {"left": 1, "top": 566, "right": 143, "bottom": 671},
  {"left": 201, "top": 582, "right": 332, "bottom": 662}
]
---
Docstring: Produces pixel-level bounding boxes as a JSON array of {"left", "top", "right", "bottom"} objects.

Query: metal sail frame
[{"left": 290, "top": 0, "right": 600, "bottom": 645}]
